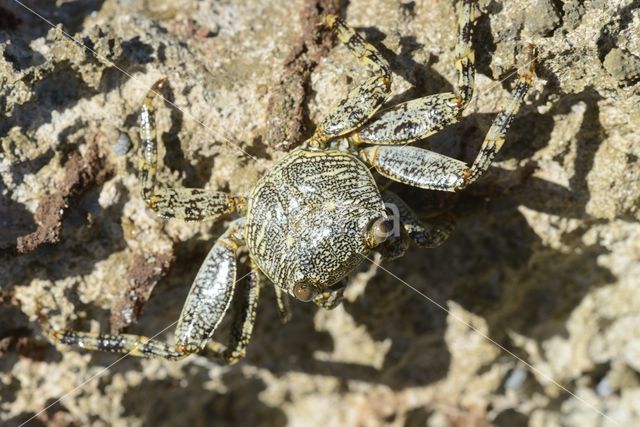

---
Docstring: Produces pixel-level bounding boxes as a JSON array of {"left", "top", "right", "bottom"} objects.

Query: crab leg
[
  {"left": 313, "top": 280, "right": 346, "bottom": 310},
  {"left": 383, "top": 190, "right": 454, "bottom": 248},
  {"left": 463, "top": 58, "right": 535, "bottom": 186},
  {"left": 351, "top": 93, "right": 462, "bottom": 146},
  {"left": 454, "top": 0, "right": 477, "bottom": 109},
  {"left": 359, "top": 145, "right": 469, "bottom": 191},
  {"left": 360, "top": 57, "right": 534, "bottom": 191},
  {"left": 374, "top": 190, "right": 455, "bottom": 259},
  {"left": 309, "top": 15, "right": 392, "bottom": 146},
  {"left": 205, "top": 264, "right": 261, "bottom": 363},
  {"left": 274, "top": 286, "right": 292, "bottom": 323},
  {"left": 140, "top": 78, "right": 245, "bottom": 221},
  {"left": 350, "top": 0, "right": 477, "bottom": 146},
  {"left": 50, "top": 219, "right": 259, "bottom": 363}
]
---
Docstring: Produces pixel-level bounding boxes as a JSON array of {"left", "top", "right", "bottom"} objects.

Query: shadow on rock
[
  {"left": 0, "top": 196, "right": 36, "bottom": 251},
  {"left": 121, "top": 362, "right": 287, "bottom": 426},
  {"left": 356, "top": 26, "right": 456, "bottom": 107},
  {"left": 4, "top": 176, "right": 127, "bottom": 287},
  {"left": 498, "top": 87, "right": 605, "bottom": 219},
  {"left": 2, "top": 0, "right": 106, "bottom": 44},
  {"left": 330, "top": 86, "right": 611, "bottom": 390}
]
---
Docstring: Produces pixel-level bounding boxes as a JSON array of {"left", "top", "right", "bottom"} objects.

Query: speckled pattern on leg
[
  {"left": 205, "top": 265, "right": 261, "bottom": 364},
  {"left": 352, "top": 93, "right": 461, "bottom": 145},
  {"left": 149, "top": 188, "right": 243, "bottom": 221},
  {"left": 310, "top": 15, "right": 392, "bottom": 145},
  {"left": 273, "top": 285, "right": 292, "bottom": 323},
  {"left": 358, "top": 46, "right": 534, "bottom": 193},
  {"left": 174, "top": 218, "right": 245, "bottom": 353},
  {"left": 383, "top": 190, "right": 455, "bottom": 248},
  {"left": 359, "top": 145, "right": 468, "bottom": 191},
  {"left": 462, "top": 53, "right": 535, "bottom": 187},
  {"left": 455, "top": 0, "right": 477, "bottom": 108},
  {"left": 139, "top": 78, "right": 244, "bottom": 221},
  {"left": 52, "top": 330, "right": 187, "bottom": 360},
  {"left": 351, "top": 0, "right": 476, "bottom": 145},
  {"left": 51, "top": 219, "right": 247, "bottom": 361}
]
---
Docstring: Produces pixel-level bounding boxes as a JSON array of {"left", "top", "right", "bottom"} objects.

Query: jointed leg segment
[
  {"left": 374, "top": 191, "right": 454, "bottom": 259},
  {"left": 313, "top": 280, "right": 346, "bottom": 309},
  {"left": 351, "top": 0, "right": 477, "bottom": 146},
  {"left": 50, "top": 219, "right": 257, "bottom": 363},
  {"left": 205, "top": 265, "right": 261, "bottom": 363},
  {"left": 360, "top": 145, "right": 468, "bottom": 191},
  {"left": 455, "top": 0, "right": 477, "bottom": 109},
  {"left": 360, "top": 50, "right": 535, "bottom": 192},
  {"left": 383, "top": 191, "right": 454, "bottom": 248},
  {"left": 139, "top": 78, "right": 245, "bottom": 221},
  {"left": 310, "top": 15, "right": 392, "bottom": 146},
  {"left": 274, "top": 286, "right": 292, "bottom": 323},
  {"left": 462, "top": 54, "right": 535, "bottom": 186}
]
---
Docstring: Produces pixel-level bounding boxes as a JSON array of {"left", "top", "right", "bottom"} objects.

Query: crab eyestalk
[
  {"left": 293, "top": 282, "right": 318, "bottom": 302},
  {"left": 364, "top": 216, "right": 394, "bottom": 248}
]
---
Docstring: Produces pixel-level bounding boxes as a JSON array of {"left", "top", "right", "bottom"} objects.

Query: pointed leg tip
[
  {"left": 151, "top": 76, "right": 168, "bottom": 91},
  {"left": 522, "top": 44, "right": 537, "bottom": 78},
  {"left": 323, "top": 14, "right": 338, "bottom": 28}
]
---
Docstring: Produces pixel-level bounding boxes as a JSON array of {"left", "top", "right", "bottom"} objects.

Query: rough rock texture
[{"left": 1, "top": 0, "right": 640, "bottom": 426}]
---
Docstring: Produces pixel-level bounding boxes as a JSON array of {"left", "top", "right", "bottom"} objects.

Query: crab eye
[
  {"left": 293, "top": 282, "right": 316, "bottom": 302},
  {"left": 365, "top": 216, "right": 394, "bottom": 247}
]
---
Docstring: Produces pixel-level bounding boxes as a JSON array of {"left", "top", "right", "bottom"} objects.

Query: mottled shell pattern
[{"left": 245, "top": 148, "right": 388, "bottom": 299}]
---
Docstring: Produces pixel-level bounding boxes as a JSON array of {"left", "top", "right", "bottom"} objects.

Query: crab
[{"left": 51, "top": 0, "right": 535, "bottom": 363}]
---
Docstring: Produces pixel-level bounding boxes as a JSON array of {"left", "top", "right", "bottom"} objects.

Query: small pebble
[
  {"left": 113, "top": 133, "right": 132, "bottom": 156},
  {"left": 596, "top": 376, "right": 613, "bottom": 397},
  {"left": 504, "top": 367, "right": 528, "bottom": 391}
]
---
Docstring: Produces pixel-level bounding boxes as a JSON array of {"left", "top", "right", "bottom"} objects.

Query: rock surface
[{"left": 1, "top": 0, "right": 639, "bottom": 426}]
